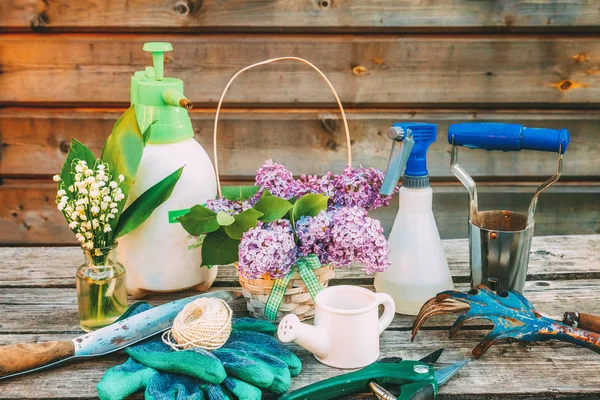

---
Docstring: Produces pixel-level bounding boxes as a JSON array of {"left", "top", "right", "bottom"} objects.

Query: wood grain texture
[
  {"left": 2, "top": 178, "right": 598, "bottom": 245},
  {"left": 2, "top": 34, "right": 600, "bottom": 106},
  {"left": 0, "top": 236, "right": 598, "bottom": 398},
  {"left": 2, "top": 326, "right": 600, "bottom": 398},
  {"left": 0, "top": 340, "right": 74, "bottom": 377},
  {"left": 3, "top": 279, "right": 600, "bottom": 333},
  {"left": 1, "top": 235, "right": 598, "bottom": 288},
  {"left": 1, "top": 0, "right": 599, "bottom": 33},
  {"left": 2, "top": 107, "right": 599, "bottom": 179}
]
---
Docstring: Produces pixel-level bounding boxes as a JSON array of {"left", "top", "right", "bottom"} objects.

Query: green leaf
[
  {"left": 201, "top": 228, "right": 241, "bottom": 266},
  {"left": 292, "top": 194, "right": 329, "bottom": 226},
  {"left": 59, "top": 139, "right": 97, "bottom": 190},
  {"left": 142, "top": 121, "right": 156, "bottom": 146},
  {"left": 216, "top": 211, "right": 235, "bottom": 226},
  {"left": 286, "top": 197, "right": 298, "bottom": 226},
  {"left": 252, "top": 196, "right": 293, "bottom": 223},
  {"left": 225, "top": 209, "right": 264, "bottom": 239},
  {"left": 221, "top": 186, "right": 260, "bottom": 201},
  {"left": 112, "top": 167, "right": 184, "bottom": 240},
  {"left": 100, "top": 105, "right": 145, "bottom": 224},
  {"left": 178, "top": 205, "right": 219, "bottom": 236}
]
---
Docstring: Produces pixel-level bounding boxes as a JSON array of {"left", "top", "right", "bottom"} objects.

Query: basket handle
[{"left": 213, "top": 57, "right": 352, "bottom": 197}]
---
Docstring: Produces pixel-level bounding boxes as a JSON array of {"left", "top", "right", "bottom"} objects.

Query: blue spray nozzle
[
  {"left": 448, "top": 123, "right": 570, "bottom": 154},
  {"left": 380, "top": 123, "right": 437, "bottom": 195}
]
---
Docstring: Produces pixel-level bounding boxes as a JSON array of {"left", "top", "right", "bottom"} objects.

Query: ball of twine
[{"left": 162, "top": 297, "right": 233, "bottom": 351}]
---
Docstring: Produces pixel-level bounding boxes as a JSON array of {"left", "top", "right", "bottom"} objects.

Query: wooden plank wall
[{"left": 0, "top": 0, "right": 599, "bottom": 245}]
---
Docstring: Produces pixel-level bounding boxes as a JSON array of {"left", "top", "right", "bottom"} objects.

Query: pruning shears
[{"left": 280, "top": 349, "right": 468, "bottom": 400}]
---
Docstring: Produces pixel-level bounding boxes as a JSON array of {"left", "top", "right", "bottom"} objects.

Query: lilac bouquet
[
  {"left": 255, "top": 160, "right": 395, "bottom": 210},
  {"left": 179, "top": 160, "right": 392, "bottom": 279},
  {"left": 296, "top": 207, "right": 389, "bottom": 275}
]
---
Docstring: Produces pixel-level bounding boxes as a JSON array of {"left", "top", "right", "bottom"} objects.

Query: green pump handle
[
  {"left": 279, "top": 360, "right": 438, "bottom": 400},
  {"left": 142, "top": 42, "right": 172, "bottom": 80}
]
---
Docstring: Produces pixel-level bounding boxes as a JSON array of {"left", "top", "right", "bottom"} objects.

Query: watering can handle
[{"left": 448, "top": 123, "right": 569, "bottom": 154}]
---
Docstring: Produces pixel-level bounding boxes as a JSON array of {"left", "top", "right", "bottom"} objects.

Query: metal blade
[
  {"left": 73, "top": 290, "right": 240, "bottom": 357},
  {"left": 434, "top": 360, "right": 470, "bottom": 386},
  {"left": 418, "top": 348, "right": 444, "bottom": 365}
]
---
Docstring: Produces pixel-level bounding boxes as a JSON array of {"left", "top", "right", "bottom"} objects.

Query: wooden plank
[
  {"left": 1, "top": 328, "right": 600, "bottom": 399},
  {"left": 0, "top": 236, "right": 598, "bottom": 398},
  {"left": 2, "top": 107, "right": 599, "bottom": 179},
  {"left": 2, "top": 34, "right": 600, "bottom": 106},
  {"left": 1, "top": 235, "right": 598, "bottom": 287},
  {"left": 2, "top": 278, "right": 600, "bottom": 334},
  {"left": 1, "top": 0, "right": 599, "bottom": 33},
  {"left": 1, "top": 178, "right": 599, "bottom": 245}
]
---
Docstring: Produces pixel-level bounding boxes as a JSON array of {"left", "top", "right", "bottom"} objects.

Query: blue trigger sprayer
[{"left": 375, "top": 123, "right": 454, "bottom": 315}]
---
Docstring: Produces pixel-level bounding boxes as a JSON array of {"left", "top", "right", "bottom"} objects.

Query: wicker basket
[
  {"left": 213, "top": 58, "right": 351, "bottom": 321},
  {"left": 238, "top": 264, "right": 335, "bottom": 321}
]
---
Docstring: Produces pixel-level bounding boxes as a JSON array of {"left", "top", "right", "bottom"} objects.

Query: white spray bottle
[
  {"left": 374, "top": 123, "right": 454, "bottom": 315},
  {"left": 119, "top": 42, "right": 218, "bottom": 298}
]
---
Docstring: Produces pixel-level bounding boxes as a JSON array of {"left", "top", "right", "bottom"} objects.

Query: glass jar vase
[{"left": 76, "top": 243, "right": 128, "bottom": 331}]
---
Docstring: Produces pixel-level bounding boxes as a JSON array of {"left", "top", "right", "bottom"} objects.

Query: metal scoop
[{"left": 448, "top": 123, "right": 570, "bottom": 293}]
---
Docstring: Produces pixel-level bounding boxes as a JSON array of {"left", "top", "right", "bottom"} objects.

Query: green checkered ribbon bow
[{"left": 264, "top": 254, "right": 323, "bottom": 321}]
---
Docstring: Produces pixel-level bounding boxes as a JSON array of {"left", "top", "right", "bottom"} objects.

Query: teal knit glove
[{"left": 96, "top": 303, "right": 302, "bottom": 400}]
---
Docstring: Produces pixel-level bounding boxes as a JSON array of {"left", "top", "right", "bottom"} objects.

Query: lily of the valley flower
[{"left": 55, "top": 159, "right": 125, "bottom": 250}]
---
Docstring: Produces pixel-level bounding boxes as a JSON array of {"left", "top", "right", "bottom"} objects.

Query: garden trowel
[{"left": 0, "top": 290, "right": 239, "bottom": 380}]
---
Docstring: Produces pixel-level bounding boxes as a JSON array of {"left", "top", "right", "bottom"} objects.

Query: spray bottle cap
[
  {"left": 380, "top": 122, "right": 437, "bottom": 194},
  {"left": 130, "top": 42, "right": 194, "bottom": 144}
]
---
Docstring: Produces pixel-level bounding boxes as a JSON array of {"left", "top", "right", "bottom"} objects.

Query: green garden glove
[{"left": 97, "top": 302, "right": 302, "bottom": 400}]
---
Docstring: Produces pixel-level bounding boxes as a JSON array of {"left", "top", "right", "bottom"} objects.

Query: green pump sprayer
[
  {"left": 121, "top": 42, "right": 218, "bottom": 299},
  {"left": 130, "top": 42, "right": 194, "bottom": 144}
]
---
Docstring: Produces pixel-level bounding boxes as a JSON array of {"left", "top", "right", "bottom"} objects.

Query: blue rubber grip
[{"left": 448, "top": 123, "right": 569, "bottom": 154}]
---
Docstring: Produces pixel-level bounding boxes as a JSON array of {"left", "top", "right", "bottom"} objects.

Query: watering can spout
[{"left": 277, "top": 314, "right": 329, "bottom": 360}]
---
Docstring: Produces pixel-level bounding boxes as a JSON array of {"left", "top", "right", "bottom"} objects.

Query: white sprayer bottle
[
  {"left": 374, "top": 123, "right": 454, "bottom": 315},
  {"left": 120, "top": 42, "right": 218, "bottom": 298}
]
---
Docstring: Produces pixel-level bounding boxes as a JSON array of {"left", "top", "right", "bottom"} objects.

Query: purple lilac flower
[
  {"left": 297, "top": 207, "right": 389, "bottom": 274},
  {"left": 296, "top": 211, "right": 333, "bottom": 262},
  {"left": 291, "top": 172, "right": 335, "bottom": 198},
  {"left": 329, "top": 207, "right": 389, "bottom": 274},
  {"left": 255, "top": 160, "right": 295, "bottom": 199},
  {"left": 290, "top": 174, "right": 319, "bottom": 198},
  {"left": 205, "top": 198, "right": 244, "bottom": 215},
  {"left": 254, "top": 160, "right": 394, "bottom": 210},
  {"left": 255, "top": 160, "right": 339, "bottom": 200},
  {"left": 238, "top": 220, "right": 297, "bottom": 280},
  {"left": 205, "top": 195, "right": 259, "bottom": 216},
  {"left": 331, "top": 165, "right": 395, "bottom": 211},
  {"left": 317, "top": 171, "right": 337, "bottom": 197}
]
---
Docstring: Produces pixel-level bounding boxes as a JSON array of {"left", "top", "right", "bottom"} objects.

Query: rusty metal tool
[{"left": 412, "top": 285, "right": 600, "bottom": 359}]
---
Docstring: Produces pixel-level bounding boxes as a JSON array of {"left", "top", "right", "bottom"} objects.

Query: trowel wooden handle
[
  {"left": 563, "top": 312, "right": 600, "bottom": 334},
  {"left": 0, "top": 340, "right": 75, "bottom": 377}
]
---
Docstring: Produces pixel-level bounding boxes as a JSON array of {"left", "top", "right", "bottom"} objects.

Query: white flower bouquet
[{"left": 54, "top": 106, "right": 183, "bottom": 330}]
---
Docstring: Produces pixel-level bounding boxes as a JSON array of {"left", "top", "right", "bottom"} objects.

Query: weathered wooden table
[{"left": 1, "top": 235, "right": 599, "bottom": 399}]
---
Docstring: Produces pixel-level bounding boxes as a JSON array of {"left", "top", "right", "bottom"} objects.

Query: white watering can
[{"left": 277, "top": 285, "right": 395, "bottom": 369}]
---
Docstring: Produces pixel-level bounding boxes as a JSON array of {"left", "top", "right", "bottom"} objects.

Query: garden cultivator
[{"left": 412, "top": 285, "right": 600, "bottom": 358}]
